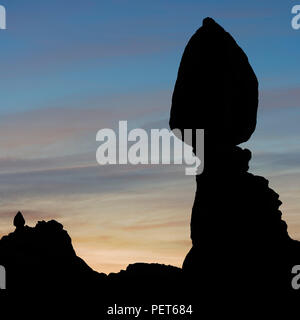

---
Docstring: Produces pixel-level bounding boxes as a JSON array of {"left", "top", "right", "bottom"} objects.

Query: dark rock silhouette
[
  {"left": 170, "top": 17, "right": 258, "bottom": 148},
  {"left": 13, "top": 211, "right": 25, "bottom": 229},
  {"left": 170, "top": 17, "right": 300, "bottom": 304},
  {"left": 0, "top": 214, "right": 186, "bottom": 305},
  {"left": 0, "top": 214, "right": 103, "bottom": 291}
]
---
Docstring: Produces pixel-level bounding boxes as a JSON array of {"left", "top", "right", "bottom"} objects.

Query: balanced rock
[
  {"left": 170, "top": 17, "right": 258, "bottom": 147},
  {"left": 169, "top": 18, "right": 300, "bottom": 304}
]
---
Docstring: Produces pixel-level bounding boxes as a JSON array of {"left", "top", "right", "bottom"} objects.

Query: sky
[{"left": 0, "top": 0, "right": 300, "bottom": 273}]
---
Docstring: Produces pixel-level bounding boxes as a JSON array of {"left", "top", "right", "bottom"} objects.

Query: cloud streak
[{"left": 260, "top": 87, "right": 300, "bottom": 109}]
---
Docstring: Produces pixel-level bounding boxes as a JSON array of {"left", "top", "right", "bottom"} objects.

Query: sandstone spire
[{"left": 13, "top": 211, "right": 25, "bottom": 229}]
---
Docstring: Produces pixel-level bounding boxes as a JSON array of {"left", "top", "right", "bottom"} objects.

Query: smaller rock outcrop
[
  {"left": 0, "top": 214, "right": 186, "bottom": 304},
  {"left": 0, "top": 213, "right": 102, "bottom": 291},
  {"left": 13, "top": 211, "right": 25, "bottom": 230}
]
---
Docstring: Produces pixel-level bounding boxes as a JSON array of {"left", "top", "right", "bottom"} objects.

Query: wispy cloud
[{"left": 260, "top": 87, "right": 300, "bottom": 109}]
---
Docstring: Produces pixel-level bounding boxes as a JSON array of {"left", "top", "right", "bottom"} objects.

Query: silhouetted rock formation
[
  {"left": 0, "top": 214, "right": 186, "bottom": 304},
  {"left": 170, "top": 17, "right": 300, "bottom": 304},
  {"left": 13, "top": 211, "right": 25, "bottom": 230},
  {"left": 0, "top": 215, "right": 103, "bottom": 291},
  {"left": 170, "top": 17, "right": 258, "bottom": 148}
]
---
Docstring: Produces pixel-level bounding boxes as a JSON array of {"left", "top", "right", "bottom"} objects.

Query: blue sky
[
  {"left": 0, "top": 1, "right": 299, "bottom": 273},
  {"left": 0, "top": 0, "right": 299, "bottom": 113}
]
